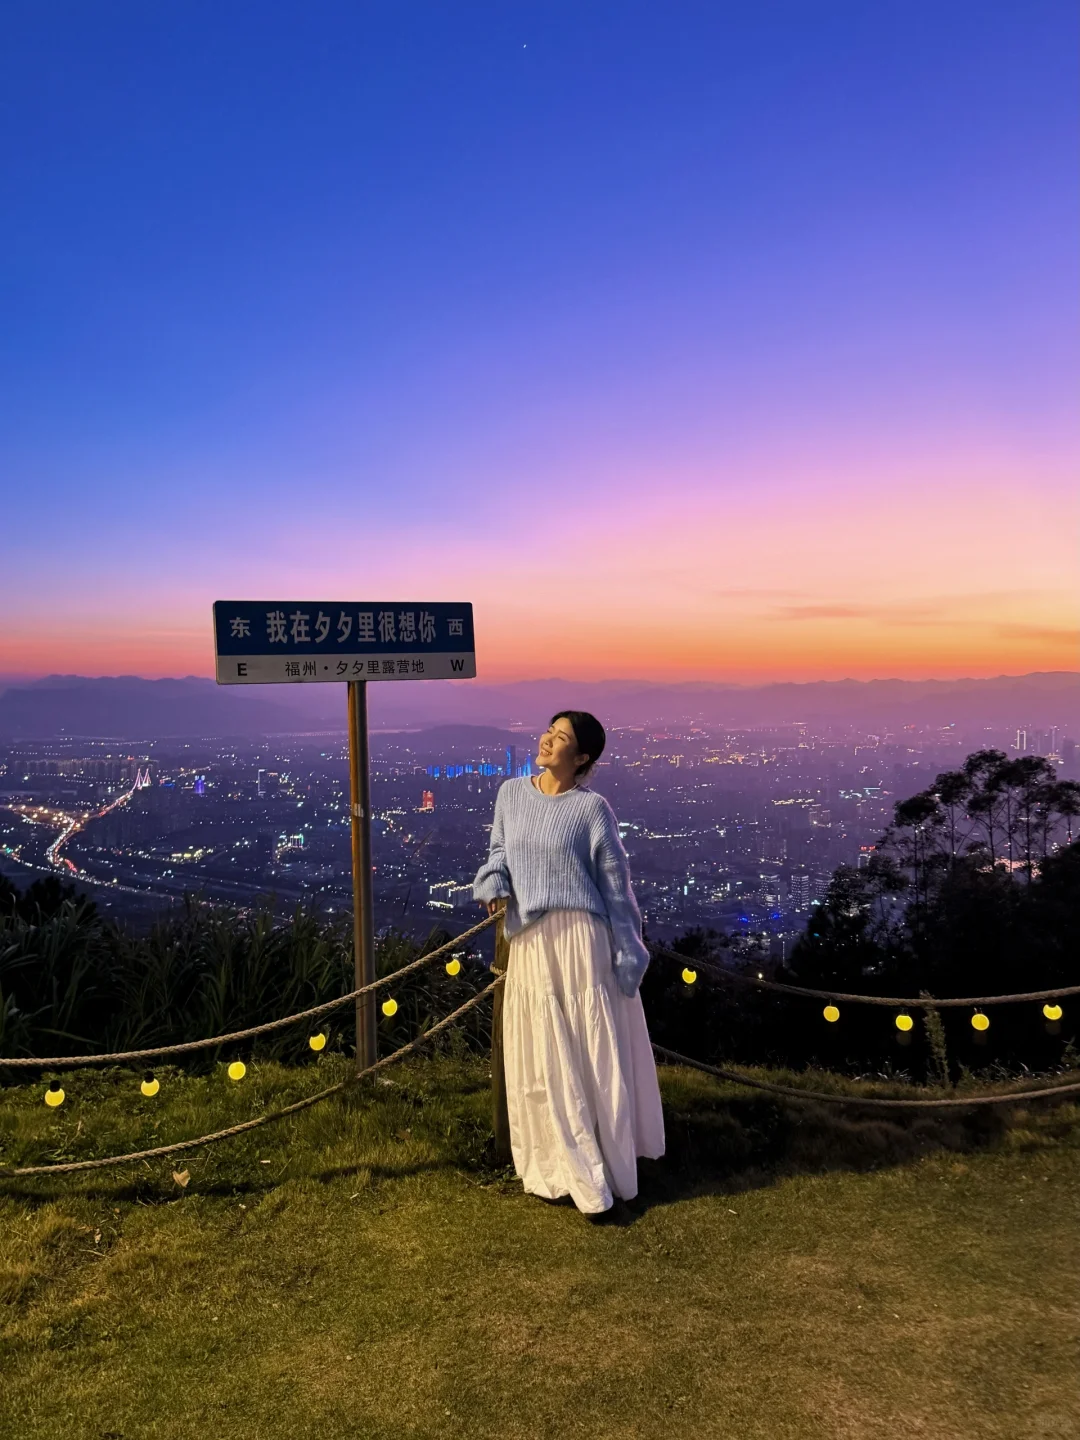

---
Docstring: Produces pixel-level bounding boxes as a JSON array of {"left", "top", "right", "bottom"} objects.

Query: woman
[{"left": 472, "top": 710, "right": 665, "bottom": 1218}]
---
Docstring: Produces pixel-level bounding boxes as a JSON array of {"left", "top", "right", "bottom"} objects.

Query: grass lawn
[{"left": 2, "top": 1051, "right": 1078, "bottom": 1440}]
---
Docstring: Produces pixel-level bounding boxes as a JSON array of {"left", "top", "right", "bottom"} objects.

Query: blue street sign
[{"left": 213, "top": 601, "right": 476, "bottom": 684}]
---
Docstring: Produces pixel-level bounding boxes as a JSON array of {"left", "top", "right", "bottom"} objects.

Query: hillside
[
  {"left": 1, "top": 1052, "right": 1077, "bottom": 1440},
  {"left": 0, "top": 676, "right": 303, "bottom": 740},
  {"left": 1, "top": 671, "right": 1077, "bottom": 739}
]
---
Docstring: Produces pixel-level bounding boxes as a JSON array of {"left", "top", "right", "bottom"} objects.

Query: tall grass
[
  {"left": 0, "top": 880, "right": 494, "bottom": 1069},
  {"left": 4, "top": 875, "right": 1076, "bottom": 1085}
]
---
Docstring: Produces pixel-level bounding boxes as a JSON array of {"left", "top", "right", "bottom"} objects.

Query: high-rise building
[
  {"left": 420, "top": 790, "right": 435, "bottom": 812},
  {"left": 1030, "top": 727, "right": 1059, "bottom": 756},
  {"left": 257, "top": 768, "right": 266, "bottom": 797},
  {"left": 425, "top": 751, "right": 533, "bottom": 779},
  {"left": 789, "top": 873, "right": 811, "bottom": 910}
]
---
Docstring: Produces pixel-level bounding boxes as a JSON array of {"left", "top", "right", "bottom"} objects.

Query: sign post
[
  {"left": 214, "top": 601, "right": 476, "bottom": 1072},
  {"left": 347, "top": 680, "right": 376, "bottom": 1072}
]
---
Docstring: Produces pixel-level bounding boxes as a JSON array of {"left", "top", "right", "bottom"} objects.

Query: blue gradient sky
[{"left": 2, "top": 2, "right": 1077, "bottom": 681}]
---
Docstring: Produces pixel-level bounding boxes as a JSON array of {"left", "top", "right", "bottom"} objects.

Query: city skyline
[
  {"left": 4, "top": 710, "right": 1076, "bottom": 944},
  {"left": 3, "top": 3, "right": 1078, "bottom": 684}
]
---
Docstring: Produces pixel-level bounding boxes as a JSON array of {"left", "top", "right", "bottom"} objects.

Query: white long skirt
[{"left": 503, "top": 908, "right": 666, "bottom": 1214}]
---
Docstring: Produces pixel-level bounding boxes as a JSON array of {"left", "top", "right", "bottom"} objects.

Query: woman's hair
[{"left": 550, "top": 710, "right": 606, "bottom": 778}]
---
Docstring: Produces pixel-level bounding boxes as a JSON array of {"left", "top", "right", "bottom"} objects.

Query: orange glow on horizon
[
  {"left": 1, "top": 613, "right": 1075, "bottom": 686},
  {"left": 4, "top": 466, "right": 1076, "bottom": 686}
]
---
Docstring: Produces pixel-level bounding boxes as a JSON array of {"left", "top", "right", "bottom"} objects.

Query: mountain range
[{"left": 0, "top": 672, "right": 1076, "bottom": 739}]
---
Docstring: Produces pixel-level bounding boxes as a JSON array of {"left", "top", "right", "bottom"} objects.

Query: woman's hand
[{"left": 483, "top": 899, "right": 504, "bottom": 916}]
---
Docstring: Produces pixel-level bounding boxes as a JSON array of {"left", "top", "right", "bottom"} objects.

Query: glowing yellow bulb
[
  {"left": 971, "top": 1012, "right": 990, "bottom": 1031},
  {"left": 681, "top": 967, "right": 697, "bottom": 985},
  {"left": 382, "top": 998, "right": 398, "bottom": 1017},
  {"left": 140, "top": 1074, "right": 160, "bottom": 1097},
  {"left": 823, "top": 1005, "right": 840, "bottom": 1023},
  {"left": 445, "top": 959, "right": 462, "bottom": 976},
  {"left": 228, "top": 1061, "right": 247, "bottom": 1081},
  {"left": 45, "top": 1083, "right": 65, "bottom": 1107},
  {"left": 1043, "top": 1003, "right": 1063, "bottom": 1021},
  {"left": 308, "top": 1032, "right": 327, "bottom": 1051},
  {"left": 895, "top": 1013, "right": 914, "bottom": 1032}
]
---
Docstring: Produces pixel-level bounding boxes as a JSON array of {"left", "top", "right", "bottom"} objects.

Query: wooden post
[
  {"left": 491, "top": 906, "right": 512, "bottom": 1164},
  {"left": 347, "top": 680, "right": 377, "bottom": 1073}
]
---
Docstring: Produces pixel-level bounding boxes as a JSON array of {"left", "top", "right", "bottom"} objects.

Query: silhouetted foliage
[
  {"left": 0, "top": 888, "right": 495, "bottom": 1071},
  {"left": 776, "top": 750, "right": 1080, "bottom": 1078}
]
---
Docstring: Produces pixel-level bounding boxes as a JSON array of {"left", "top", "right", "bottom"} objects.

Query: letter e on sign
[{"left": 237, "top": 663, "right": 247, "bottom": 677}]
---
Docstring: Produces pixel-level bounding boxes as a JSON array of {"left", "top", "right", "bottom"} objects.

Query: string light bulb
[
  {"left": 308, "top": 1032, "right": 327, "bottom": 1051},
  {"left": 823, "top": 1005, "right": 840, "bottom": 1023},
  {"left": 681, "top": 967, "right": 697, "bottom": 985},
  {"left": 140, "top": 1072, "right": 160, "bottom": 1097},
  {"left": 971, "top": 1011, "right": 990, "bottom": 1032},
  {"left": 895, "top": 1013, "right": 914, "bottom": 1032},
  {"left": 445, "top": 959, "right": 461, "bottom": 976},
  {"left": 382, "top": 998, "right": 398, "bottom": 1018},
  {"left": 227, "top": 1061, "right": 247, "bottom": 1081},
  {"left": 45, "top": 1080, "right": 65, "bottom": 1107},
  {"left": 1043, "top": 1003, "right": 1063, "bottom": 1021}
]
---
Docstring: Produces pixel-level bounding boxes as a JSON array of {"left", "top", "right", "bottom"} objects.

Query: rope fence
[
  {"left": 3, "top": 915, "right": 1071, "bottom": 1075},
  {"left": 0, "top": 976, "right": 504, "bottom": 1178},
  {"left": 651, "top": 1045, "right": 1080, "bottom": 1110},
  {"left": 2, "top": 907, "right": 1078, "bottom": 1180},
  {"left": 6, "top": 989, "right": 1076, "bottom": 1179},
  {"left": 647, "top": 941, "right": 1080, "bottom": 1008},
  {"left": 0, "top": 912, "right": 499, "bottom": 1071}
]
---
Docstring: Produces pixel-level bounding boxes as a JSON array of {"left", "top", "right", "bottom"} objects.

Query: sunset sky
[{"left": 2, "top": 2, "right": 1077, "bottom": 685}]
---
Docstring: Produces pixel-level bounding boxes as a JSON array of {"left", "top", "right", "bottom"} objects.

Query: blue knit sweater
[{"left": 471, "top": 776, "right": 651, "bottom": 998}]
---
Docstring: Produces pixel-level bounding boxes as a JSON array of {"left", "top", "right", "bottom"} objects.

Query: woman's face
[{"left": 536, "top": 717, "right": 585, "bottom": 777}]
